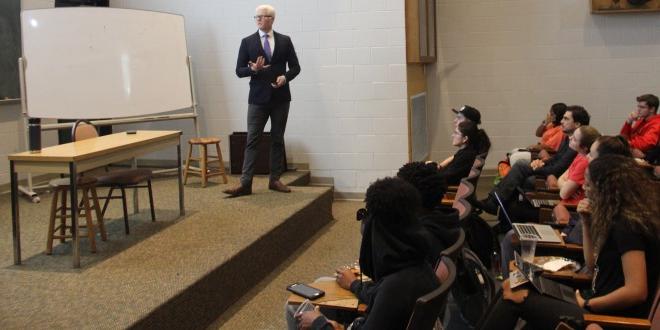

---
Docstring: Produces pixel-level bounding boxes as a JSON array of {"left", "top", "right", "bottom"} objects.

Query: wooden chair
[
  {"left": 46, "top": 175, "right": 106, "bottom": 254},
  {"left": 407, "top": 257, "right": 457, "bottom": 330},
  {"left": 72, "top": 120, "right": 155, "bottom": 235},
  {"left": 183, "top": 137, "right": 228, "bottom": 187},
  {"left": 582, "top": 286, "right": 659, "bottom": 329}
]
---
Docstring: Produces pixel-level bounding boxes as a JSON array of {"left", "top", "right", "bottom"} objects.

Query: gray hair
[{"left": 256, "top": 4, "right": 276, "bottom": 17}]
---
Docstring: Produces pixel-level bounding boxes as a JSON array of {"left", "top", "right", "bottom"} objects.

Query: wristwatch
[{"left": 583, "top": 299, "right": 593, "bottom": 312}]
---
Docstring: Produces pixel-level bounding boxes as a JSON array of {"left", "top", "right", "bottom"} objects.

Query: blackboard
[
  {"left": 21, "top": 8, "right": 193, "bottom": 119},
  {"left": 0, "top": 0, "right": 21, "bottom": 100}
]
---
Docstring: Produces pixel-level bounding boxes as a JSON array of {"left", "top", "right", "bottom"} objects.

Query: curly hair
[
  {"left": 397, "top": 162, "right": 447, "bottom": 210},
  {"left": 365, "top": 177, "right": 421, "bottom": 226},
  {"left": 588, "top": 155, "right": 660, "bottom": 254}
]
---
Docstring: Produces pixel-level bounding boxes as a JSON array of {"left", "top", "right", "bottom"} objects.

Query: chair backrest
[
  {"left": 453, "top": 198, "right": 472, "bottom": 222},
  {"left": 71, "top": 119, "right": 98, "bottom": 142},
  {"left": 453, "top": 178, "right": 475, "bottom": 201},
  {"left": 472, "top": 157, "right": 485, "bottom": 171},
  {"left": 440, "top": 228, "right": 465, "bottom": 264},
  {"left": 406, "top": 257, "right": 457, "bottom": 330}
]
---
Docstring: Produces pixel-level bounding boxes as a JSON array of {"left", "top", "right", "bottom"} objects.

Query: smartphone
[{"left": 286, "top": 283, "right": 325, "bottom": 300}]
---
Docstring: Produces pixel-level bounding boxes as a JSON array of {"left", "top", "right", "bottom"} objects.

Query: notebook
[{"left": 494, "top": 192, "right": 562, "bottom": 243}]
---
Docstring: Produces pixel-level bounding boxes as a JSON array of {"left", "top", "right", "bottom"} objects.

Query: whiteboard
[{"left": 21, "top": 8, "right": 192, "bottom": 119}]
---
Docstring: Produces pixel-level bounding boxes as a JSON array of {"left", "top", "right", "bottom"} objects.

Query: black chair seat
[{"left": 96, "top": 168, "right": 153, "bottom": 186}]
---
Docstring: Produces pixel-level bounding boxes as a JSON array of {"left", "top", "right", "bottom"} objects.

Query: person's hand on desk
[{"left": 336, "top": 267, "right": 357, "bottom": 290}]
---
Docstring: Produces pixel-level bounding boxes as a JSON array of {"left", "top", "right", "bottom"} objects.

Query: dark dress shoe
[
  {"left": 223, "top": 185, "right": 252, "bottom": 198},
  {"left": 268, "top": 180, "right": 291, "bottom": 193}
]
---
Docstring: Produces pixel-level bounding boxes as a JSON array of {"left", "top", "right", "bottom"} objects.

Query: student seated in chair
[
  {"left": 503, "top": 126, "right": 600, "bottom": 226},
  {"left": 432, "top": 121, "right": 490, "bottom": 185},
  {"left": 507, "top": 103, "right": 567, "bottom": 167},
  {"left": 499, "top": 134, "right": 633, "bottom": 278},
  {"left": 397, "top": 161, "right": 460, "bottom": 267},
  {"left": 294, "top": 178, "right": 439, "bottom": 330},
  {"left": 479, "top": 155, "right": 659, "bottom": 330},
  {"left": 478, "top": 106, "right": 590, "bottom": 215},
  {"left": 620, "top": 93, "right": 660, "bottom": 158}
]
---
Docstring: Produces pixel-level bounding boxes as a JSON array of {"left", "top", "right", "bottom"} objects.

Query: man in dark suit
[{"left": 224, "top": 4, "right": 300, "bottom": 197}]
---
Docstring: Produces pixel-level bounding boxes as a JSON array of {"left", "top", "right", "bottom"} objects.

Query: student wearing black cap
[{"left": 452, "top": 105, "right": 482, "bottom": 126}]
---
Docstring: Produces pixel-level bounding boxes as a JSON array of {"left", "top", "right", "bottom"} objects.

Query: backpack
[
  {"left": 461, "top": 212, "right": 496, "bottom": 269},
  {"left": 451, "top": 248, "right": 497, "bottom": 328}
]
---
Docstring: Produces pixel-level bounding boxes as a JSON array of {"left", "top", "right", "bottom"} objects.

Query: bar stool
[
  {"left": 46, "top": 176, "right": 107, "bottom": 254},
  {"left": 183, "top": 137, "right": 228, "bottom": 187}
]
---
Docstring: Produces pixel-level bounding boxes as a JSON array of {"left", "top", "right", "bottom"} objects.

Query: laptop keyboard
[
  {"left": 531, "top": 199, "right": 559, "bottom": 208},
  {"left": 518, "top": 224, "right": 542, "bottom": 239}
]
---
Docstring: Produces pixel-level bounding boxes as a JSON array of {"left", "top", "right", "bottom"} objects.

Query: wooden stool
[
  {"left": 46, "top": 176, "right": 107, "bottom": 254},
  {"left": 183, "top": 137, "right": 228, "bottom": 187}
]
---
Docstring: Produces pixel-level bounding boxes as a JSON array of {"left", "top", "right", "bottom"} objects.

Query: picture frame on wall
[{"left": 591, "top": 0, "right": 660, "bottom": 14}]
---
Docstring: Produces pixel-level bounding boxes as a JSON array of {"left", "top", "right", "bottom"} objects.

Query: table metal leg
[
  {"left": 177, "top": 144, "right": 184, "bottom": 216},
  {"left": 69, "top": 163, "right": 80, "bottom": 268},
  {"left": 10, "top": 160, "right": 21, "bottom": 265}
]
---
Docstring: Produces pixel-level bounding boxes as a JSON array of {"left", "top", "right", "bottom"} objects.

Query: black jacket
[
  {"left": 534, "top": 135, "right": 577, "bottom": 177},
  {"left": 235, "top": 31, "right": 300, "bottom": 105}
]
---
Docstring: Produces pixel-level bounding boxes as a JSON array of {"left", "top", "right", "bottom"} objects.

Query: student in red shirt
[{"left": 620, "top": 94, "right": 660, "bottom": 157}]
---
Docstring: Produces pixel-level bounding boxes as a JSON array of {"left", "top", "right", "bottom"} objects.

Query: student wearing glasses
[{"left": 225, "top": 4, "right": 301, "bottom": 197}]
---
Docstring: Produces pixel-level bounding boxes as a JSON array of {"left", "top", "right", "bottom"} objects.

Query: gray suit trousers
[{"left": 240, "top": 101, "right": 290, "bottom": 187}]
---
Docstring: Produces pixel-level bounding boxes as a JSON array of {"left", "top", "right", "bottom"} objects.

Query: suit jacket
[{"left": 236, "top": 31, "right": 300, "bottom": 105}]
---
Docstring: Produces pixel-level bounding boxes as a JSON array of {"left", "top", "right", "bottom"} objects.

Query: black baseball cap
[{"left": 452, "top": 105, "right": 481, "bottom": 124}]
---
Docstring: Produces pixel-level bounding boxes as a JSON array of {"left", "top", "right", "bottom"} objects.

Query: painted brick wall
[
  {"left": 111, "top": 0, "right": 409, "bottom": 193},
  {"left": 427, "top": 0, "right": 660, "bottom": 169}
]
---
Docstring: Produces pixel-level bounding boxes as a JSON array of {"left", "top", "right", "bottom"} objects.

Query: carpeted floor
[{"left": 0, "top": 170, "right": 332, "bottom": 329}]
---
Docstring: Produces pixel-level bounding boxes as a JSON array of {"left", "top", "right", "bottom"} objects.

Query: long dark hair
[
  {"left": 457, "top": 121, "right": 491, "bottom": 154},
  {"left": 588, "top": 155, "right": 660, "bottom": 254},
  {"left": 550, "top": 103, "right": 567, "bottom": 126}
]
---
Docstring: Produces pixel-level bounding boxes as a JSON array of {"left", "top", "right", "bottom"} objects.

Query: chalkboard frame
[{"left": 0, "top": 0, "right": 21, "bottom": 101}]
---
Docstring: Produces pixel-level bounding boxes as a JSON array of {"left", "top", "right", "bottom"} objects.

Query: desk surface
[
  {"left": 287, "top": 280, "right": 367, "bottom": 313},
  {"left": 510, "top": 258, "right": 592, "bottom": 283},
  {"left": 8, "top": 130, "right": 181, "bottom": 162}
]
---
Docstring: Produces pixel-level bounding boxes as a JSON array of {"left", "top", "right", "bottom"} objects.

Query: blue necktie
[{"left": 263, "top": 34, "right": 272, "bottom": 62}]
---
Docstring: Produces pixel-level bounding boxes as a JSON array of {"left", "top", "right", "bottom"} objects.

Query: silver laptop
[
  {"left": 493, "top": 192, "right": 562, "bottom": 243},
  {"left": 516, "top": 187, "right": 560, "bottom": 208}
]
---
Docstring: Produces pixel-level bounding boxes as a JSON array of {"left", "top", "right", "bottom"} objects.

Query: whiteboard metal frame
[{"left": 18, "top": 53, "right": 200, "bottom": 202}]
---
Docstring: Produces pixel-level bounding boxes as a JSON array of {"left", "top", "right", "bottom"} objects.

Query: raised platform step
[{"left": 0, "top": 170, "right": 332, "bottom": 329}]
